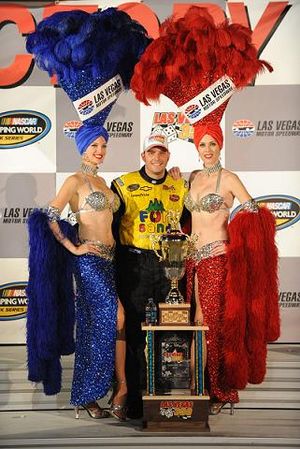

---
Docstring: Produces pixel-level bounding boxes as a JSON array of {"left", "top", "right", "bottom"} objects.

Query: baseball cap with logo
[{"left": 143, "top": 133, "right": 169, "bottom": 152}]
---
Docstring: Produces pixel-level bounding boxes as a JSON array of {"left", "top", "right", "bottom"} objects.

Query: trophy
[{"left": 151, "top": 211, "right": 197, "bottom": 325}]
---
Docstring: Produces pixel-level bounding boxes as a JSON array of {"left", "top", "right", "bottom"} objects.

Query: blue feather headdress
[{"left": 26, "top": 8, "right": 151, "bottom": 153}]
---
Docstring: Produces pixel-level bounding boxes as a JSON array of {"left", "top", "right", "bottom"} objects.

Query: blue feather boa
[{"left": 27, "top": 210, "right": 77, "bottom": 395}]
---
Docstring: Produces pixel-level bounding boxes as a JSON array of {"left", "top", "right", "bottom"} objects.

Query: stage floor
[
  {"left": 0, "top": 408, "right": 300, "bottom": 448},
  {"left": 0, "top": 344, "right": 299, "bottom": 448}
]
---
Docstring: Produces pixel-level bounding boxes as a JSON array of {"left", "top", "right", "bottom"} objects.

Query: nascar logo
[
  {"left": 0, "top": 282, "right": 28, "bottom": 321},
  {"left": 231, "top": 195, "right": 300, "bottom": 230},
  {"left": 0, "top": 110, "right": 51, "bottom": 149}
]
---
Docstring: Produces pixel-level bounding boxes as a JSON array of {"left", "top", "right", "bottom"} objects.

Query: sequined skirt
[
  {"left": 70, "top": 253, "right": 118, "bottom": 406},
  {"left": 186, "top": 243, "right": 239, "bottom": 403}
]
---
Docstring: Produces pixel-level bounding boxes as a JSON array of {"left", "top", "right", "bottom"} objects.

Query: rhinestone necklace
[
  {"left": 202, "top": 160, "right": 222, "bottom": 176},
  {"left": 80, "top": 162, "right": 98, "bottom": 177}
]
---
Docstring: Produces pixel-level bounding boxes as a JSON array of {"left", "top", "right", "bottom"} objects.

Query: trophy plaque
[{"left": 157, "top": 332, "right": 190, "bottom": 392}]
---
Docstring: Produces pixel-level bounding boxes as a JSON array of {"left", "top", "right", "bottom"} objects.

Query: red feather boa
[{"left": 223, "top": 207, "right": 280, "bottom": 388}]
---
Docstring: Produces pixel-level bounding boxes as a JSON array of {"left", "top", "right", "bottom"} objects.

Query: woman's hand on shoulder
[{"left": 168, "top": 166, "right": 182, "bottom": 180}]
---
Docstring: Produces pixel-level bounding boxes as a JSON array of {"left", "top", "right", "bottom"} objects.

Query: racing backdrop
[{"left": 0, "top": 0, "right": 299, "bottom": 343}]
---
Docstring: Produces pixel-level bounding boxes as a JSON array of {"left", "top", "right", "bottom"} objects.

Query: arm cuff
[
  {"left": 240, "top": 199, "right": 259, "bottom": 213},
  {"left": 45, "top": 206, "right": 61, "bottom": 222}
]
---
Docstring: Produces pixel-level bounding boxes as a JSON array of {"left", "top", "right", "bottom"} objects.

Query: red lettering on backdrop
[
  {"left": 0, "top": 4, "right": 34, "bottom": 87},
  {"left": 0, "top": 2, "right": 292, "bottom": 88},
  {"left": 228, "top": 2, "right": 289, "bottom": 54}
]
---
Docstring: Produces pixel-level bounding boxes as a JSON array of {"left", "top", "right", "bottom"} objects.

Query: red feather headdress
[{"left": 130, "top": 6, "right": 272, "bottom": 147}]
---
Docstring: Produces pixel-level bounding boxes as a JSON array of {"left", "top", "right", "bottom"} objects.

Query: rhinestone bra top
[
  {"left": 76, "top": 176, "right": 120, "bottom": 215},
  {"left": 184, "top": 169, "right": 226, "bottom": 214}
]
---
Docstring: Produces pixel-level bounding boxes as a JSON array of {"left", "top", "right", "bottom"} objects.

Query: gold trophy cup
[{"left": 151, "top": 211, "right": 197, "bottom": 325}]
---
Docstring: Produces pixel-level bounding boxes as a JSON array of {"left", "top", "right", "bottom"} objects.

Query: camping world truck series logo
[
  {"left": 0, "top": 282, "right": 28, "bottom": 320},
  {"left": 231, "top": 195, "right": 300, "bottom": 230},
  {"left": 0, "top": 110, "right": 51, "bottom": 149}
]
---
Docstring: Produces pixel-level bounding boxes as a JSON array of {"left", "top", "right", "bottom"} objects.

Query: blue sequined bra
[
  {"left": 76, "top": 176, "right": 120, "bottom": 215},
  {"left": 184, "top": 169, "right": 227, "bottom": 214}
]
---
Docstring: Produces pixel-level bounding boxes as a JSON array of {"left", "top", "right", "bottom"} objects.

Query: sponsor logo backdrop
[{"left": 0, "top": 0, "right": 299, "bottom": 343}]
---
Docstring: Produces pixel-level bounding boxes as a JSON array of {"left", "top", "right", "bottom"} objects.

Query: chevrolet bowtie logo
[{"left": 140, "top": 186, "right": 153, "bottom": 191}]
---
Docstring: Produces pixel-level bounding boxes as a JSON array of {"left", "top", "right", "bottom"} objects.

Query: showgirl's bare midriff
[
  {"left": 192, "top": 208, "right": 230, "bottom": 248},
  {"left": 77, "top": 210, "right": 114, "bottom": 246}
]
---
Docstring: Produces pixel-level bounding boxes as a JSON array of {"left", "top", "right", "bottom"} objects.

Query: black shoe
[{"left": 126, "top": 407, "right": 143, "bottom": 419}]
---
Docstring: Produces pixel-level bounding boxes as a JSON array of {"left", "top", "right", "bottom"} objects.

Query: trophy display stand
[
  {"left": 142, "top": 322, "right": 210, "bottom": 432},
  {"left": 144, "top": 211, "right": 209, "bottom": 431}
]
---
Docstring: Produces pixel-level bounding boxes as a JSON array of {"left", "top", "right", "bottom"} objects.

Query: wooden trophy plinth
[
  {"left": 158, "top": 303, "right": 191, "bottom": 326},
  {"left": 143, "top": 395, "right": 210, "bottom": 432},
  {"left": 142, "top": 323, "right": 210, "bottom": 432}
]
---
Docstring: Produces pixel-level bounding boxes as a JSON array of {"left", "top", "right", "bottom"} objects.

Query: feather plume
[
  {"left": 131, "top": 6, "right": 272, "bottom": 108},
  {"left": 27, "top": 8, "right": 151, "bottom": 90}
]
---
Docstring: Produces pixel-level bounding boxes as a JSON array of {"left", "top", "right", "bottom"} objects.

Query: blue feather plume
[
  {"left": 26, "top": 7, "right": 151, "bottom": 144},
  {"left": 26, "top": 8, "right": 151, "bottom": 92}
]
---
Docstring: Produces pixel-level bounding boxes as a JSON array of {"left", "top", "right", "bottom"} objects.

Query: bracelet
[
  {"left": 240, "top": 199, "right": 259, "bottom": 213},
  {"left": 46, "top": 205, "right": 61, "bottom": 222}
]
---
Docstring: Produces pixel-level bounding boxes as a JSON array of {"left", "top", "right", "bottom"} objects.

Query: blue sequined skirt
[{"left": 70, "top": 254, "right": 117, "bottom": 406}]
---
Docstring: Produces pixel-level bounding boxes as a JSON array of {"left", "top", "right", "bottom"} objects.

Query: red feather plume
[{"left": 130, "top": 5, "right": 272, "bottom": 113}]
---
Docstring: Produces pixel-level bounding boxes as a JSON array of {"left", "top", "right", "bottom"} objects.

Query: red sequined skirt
[{"left": 187, "top": 253, "right": 239, "bottom": 403}]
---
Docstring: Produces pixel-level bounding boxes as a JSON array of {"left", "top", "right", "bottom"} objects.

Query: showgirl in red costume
[{"left": 131, "top": 6, "right": 280, "bottom": 413}]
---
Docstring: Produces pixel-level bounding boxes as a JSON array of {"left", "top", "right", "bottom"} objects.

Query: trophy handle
[
  {"left": 186, "top": 233, "right": 198, "bottom": 257},
  {"left": 150, "top": 234, "right": 163, "bottom": 261}
]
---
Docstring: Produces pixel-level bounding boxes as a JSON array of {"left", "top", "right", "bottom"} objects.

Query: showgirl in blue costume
[{"left": 26, "top": 7, "right": 150, "bottom": 420}]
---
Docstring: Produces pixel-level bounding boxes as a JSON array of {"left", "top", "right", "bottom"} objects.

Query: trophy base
[
  {"left": 165, "top": 287, "right": 184, "bottom": 304},
  {"left": 158, "top": 303, "right": 191, "bottom": 325},
  {"left": 142, "top": 395, "right": 210, "bottom": 432}
]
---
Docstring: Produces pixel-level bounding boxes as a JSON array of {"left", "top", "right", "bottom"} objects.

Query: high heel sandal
[
  {"left": 108, "top": 380, "right": 127, "bottom": 421},
  {"left": 210, "top": 402, "right": 235, "bottom": 415},
  {"left": 75, "top": 401, "right": 110, "bottom": 419}
]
